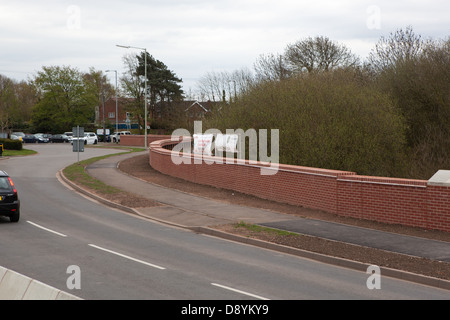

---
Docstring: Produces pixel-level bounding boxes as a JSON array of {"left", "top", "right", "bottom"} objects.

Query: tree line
[
  {"left": 0, "top": 26, "right": 447, "bottom": 179},
  {"left": 0, "top": 52, "right": 184, "bottom": 135},
  {"left": 200, "top": 27, "right": 449, "bottom": 179}
]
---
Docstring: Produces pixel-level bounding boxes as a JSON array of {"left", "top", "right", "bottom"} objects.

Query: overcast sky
[{"left": 1, "top": 0, "right": 448, "bottom": 95}]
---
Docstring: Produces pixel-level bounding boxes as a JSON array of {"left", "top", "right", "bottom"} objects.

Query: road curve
[{"left": 0, "top": 144, "right": 448, "bottom": 300}]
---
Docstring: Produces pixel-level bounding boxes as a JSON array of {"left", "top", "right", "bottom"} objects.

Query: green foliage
[
  {"left": 0, "top": 75, "right": 35, "bottom": 129},
  {"left": 372, "top": 32, "right": 450, "bottom": 178},
  {"left": 0, "top": 138, "right": 23, "bottom": 151},
  {"left": 202, "top": 28, "right": 448, "bottom": 179},
  {"left": 205, "top": 69, "right": 408, "bottom": 177},
  {"left": 31, "top": 66, "right": 98, "bottom": 133}
]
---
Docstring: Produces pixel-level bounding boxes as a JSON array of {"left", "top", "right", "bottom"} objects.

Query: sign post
[{"left": 73, "top": 126, "right": 84, "bottom": 162}]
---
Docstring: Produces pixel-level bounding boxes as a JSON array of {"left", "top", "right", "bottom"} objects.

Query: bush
[
  {"left": 205, "top": 69, "right": 409, "bottom": 177},
  {"left": 374, "top": 39, "right": 450, "bottom": 179},
  {"left": 0, "top": 138, "right": 23, "bottom": 151}
]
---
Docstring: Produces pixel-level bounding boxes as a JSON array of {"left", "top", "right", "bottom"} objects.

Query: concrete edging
[{"left": 0, "top": 266, "right": 81, "bottom": 300}]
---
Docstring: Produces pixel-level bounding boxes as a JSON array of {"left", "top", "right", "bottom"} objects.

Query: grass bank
[
  {"left": 62, "top": 146, "right": 145, "bottom": 195},
  {"left": 2, "top": 149, "right": 38, "bottom": 157}
]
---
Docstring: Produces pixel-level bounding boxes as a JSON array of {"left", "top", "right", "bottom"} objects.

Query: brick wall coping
[
  {"left": 150, "top": 137, "right": 356, "bottom": 178},
  {"left": 428, "top": 170, "right": 450, "bottom": 187},
  {"left": 337, "top": 175, "right": 428, "bottom": 188}
]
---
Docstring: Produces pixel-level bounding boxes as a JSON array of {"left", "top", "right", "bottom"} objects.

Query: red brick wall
[
  {"left": 149, "top": 138, "right": 450, "bottom": 232},
  {"left": 120, "top": 135, "right": 172, "bottom": 147}
]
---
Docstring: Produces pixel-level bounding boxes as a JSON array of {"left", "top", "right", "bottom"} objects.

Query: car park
[{"left": 0, "top": 171, "right": 20, "bottom": 222}]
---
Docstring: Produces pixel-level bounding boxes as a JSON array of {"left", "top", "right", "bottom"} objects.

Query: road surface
[{"left": 0, "top": 144, "right": 448, "bottom": 301}]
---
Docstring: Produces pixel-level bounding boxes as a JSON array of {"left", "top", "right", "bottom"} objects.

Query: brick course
[{"left": 149, "top": 137, "right": 450, "bottom": 232}]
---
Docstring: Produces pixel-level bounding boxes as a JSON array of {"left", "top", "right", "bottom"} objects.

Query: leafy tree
[
  {"left": 0, "top": 74, "right": 35, "bottom": 131},
  {"left": 370, "top": 31, "right": 450, "bottom": 178},
  {"left": 205, "top": 69, "right": 408, "bottom": 177},
  {"left": 31, "top": 66, "right": 98, "bottom": 133}
]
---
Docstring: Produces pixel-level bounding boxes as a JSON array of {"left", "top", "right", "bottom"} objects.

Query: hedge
[{"left": 0, "top": 138, "right": 23, "bottom": 151}]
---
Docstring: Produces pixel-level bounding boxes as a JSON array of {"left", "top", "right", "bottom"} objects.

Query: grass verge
[
  {"left": 234, "top": 221, "right": 300, "bottom": 237},
  {"left": 62, "top": 147, "right": 145, "bottom": 195},
  {"left": 3, "top": 149, "right": 38, "bottom": 157}
]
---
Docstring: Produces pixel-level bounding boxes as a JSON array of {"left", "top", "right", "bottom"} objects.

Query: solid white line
[
  {"left": 27, "top": 221, "right": 68, "bottom": 238},
  {"left": 211, "top": 283, "right": 270, "bottom": 300},
  {"left": 88, "top": 244, "right": 166, "bottom": 270}
]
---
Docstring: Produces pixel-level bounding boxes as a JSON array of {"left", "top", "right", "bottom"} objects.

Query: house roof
[{"left": 185, "top": 101, "right": 210, "bottom": 113}]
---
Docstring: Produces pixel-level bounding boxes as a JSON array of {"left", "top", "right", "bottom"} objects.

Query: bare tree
[
  {"left": 284, "top": 36, "right": 360, "bottom": 74},
  {"left": 197, "top": 68, "right": 254, "bottom": 103},
  {"left": 368, "top": 26, "right": 424, "bottom": 72},
  {"left": 254, "top": 53, "right": 291, "bottom": 82}
]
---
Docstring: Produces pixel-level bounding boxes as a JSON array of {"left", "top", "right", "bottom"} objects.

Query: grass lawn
[{"left": 2, "top": 149, "right": 38, "bottom": 157}]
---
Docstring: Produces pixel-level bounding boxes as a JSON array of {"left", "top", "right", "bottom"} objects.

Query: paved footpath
[{"left": 84, "top": 151, "right": 450, "bottom": 265}]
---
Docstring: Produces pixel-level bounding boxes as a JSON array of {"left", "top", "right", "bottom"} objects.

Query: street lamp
[
  {"left": 116, "top": 44, "right": 148, "bottom": 149},
  {"left": 105, "top": 70, "right": 118, "bottom": 135}
]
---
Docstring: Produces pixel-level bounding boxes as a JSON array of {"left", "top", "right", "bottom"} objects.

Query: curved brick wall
[
  {"left": 149, "top": 137, "right": 450, "bottom": 232},
  {"left": 120, "top": 135, "right": 172, "bottom": 147}
]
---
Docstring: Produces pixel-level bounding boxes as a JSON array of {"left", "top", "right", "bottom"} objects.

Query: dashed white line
[
  {"left": 27, "top": 221, "right": 68, "bottom": 238},
  {"left": 211, "top": 283, "right": 270, "bottom": 300},
  {"left": 88, "top": 244, "right": 166, "bottom": 270}
]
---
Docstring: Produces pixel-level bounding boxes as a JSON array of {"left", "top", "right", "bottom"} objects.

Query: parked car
[
  {"left": 71, "top": 132, "right": 98, "bottom": 145},
  {"left": 34, "top": 134, "right": 50, "bottom": 143},
  {"left": 112, "top": 131, "right": 131, "bottom": 143},
  {"left": 22, "top": 135, "right": 39, "bottom": 143},
  {"left": 0, "top": 171, "right": 20, "bottom": 222},
  {"left": 10, "top": 135, "right": 23, "bottom": 142},
  {"left": 50, "top": 134, "right": 70, "bottom": 143},
  {"left": 12, "top": 132, "right": 25, "bottom": 142},
  {"left": 64, "top": 132, "right": 74, "bottom": 142}
]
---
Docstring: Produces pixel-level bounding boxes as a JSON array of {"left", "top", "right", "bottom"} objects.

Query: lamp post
[
  {"left": 116, "top": 44, "right": 148, "bottom": 149},
  {"left": 105, "top": 70, "right": 118, "bottom": 136}
]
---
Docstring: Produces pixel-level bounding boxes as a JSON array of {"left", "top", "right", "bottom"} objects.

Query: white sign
[
  {"left": 97, "top": 129, "right": 110, "bottom": 135},
  {"left": 215, "top": 134, "right": 238, "bottom": 153},
  {"left": 193, "top": 134, "right": 213, "bottom": 156}
]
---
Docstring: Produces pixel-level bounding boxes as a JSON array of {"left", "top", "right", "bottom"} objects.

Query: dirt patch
[
  {"left": 90, "top": 189, "right": 161, "bottom": 209},
  {"left": 117, "top": 154, "right": 450, "bottom": 281}
]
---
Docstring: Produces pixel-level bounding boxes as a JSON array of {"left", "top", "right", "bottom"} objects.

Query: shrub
[
  {"left": 205, "top": 69, "right": 409, "bottom": 177},
  {"left": 0, "top": 138, "right": 23, "bottom": 151}
]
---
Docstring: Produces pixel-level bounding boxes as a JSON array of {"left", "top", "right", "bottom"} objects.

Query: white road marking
[
  {"left": 27, "top": 221, "right": 68, "bottom": 238},
  {"left": 211, "top": 283, "right": 270, "bottom": 300},
  {"left": 88, "top": 244, "right": 166, "bottom": 270}
]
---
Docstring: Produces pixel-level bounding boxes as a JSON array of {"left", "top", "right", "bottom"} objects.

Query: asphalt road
[{"left": 0, "top": 144, "right": 448, "bottom": 301}]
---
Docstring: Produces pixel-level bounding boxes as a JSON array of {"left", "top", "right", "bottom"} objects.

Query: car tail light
[{"left": 8, "top": 177, "right": 17, "bottom": 194}]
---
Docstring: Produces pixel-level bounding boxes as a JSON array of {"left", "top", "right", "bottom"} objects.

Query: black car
[
  {"left": 22, "top": 135, "right": 39, "bottom": 143},
  {"left": 50, "top": 134, "right": 70, "bottom": 143},
  {"left": 0, "top": 171, "right": 20, "bottom": 222}
]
